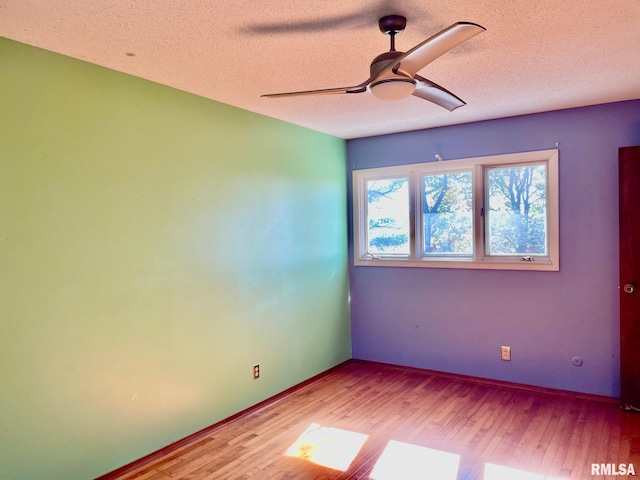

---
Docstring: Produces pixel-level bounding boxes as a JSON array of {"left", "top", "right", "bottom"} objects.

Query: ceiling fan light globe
[{"left": 370, "top": 79, "right": 416, "bottom": 101}]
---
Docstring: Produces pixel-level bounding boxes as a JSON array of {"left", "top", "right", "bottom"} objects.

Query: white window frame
[{"left": 352, "top": 149, "right": 559, "bottom": 271}]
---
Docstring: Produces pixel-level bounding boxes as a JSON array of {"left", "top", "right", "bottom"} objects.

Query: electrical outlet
[
  {"left": 253, "top": 364, "right": 260, "bottom": 380},
  {"left": 501, "top": 346, "right": 511, "bottom": 361}
]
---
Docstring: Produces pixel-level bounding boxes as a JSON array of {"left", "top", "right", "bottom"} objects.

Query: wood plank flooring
[{"left": 113, "top": 361, "right": 640, "bottom": 479}]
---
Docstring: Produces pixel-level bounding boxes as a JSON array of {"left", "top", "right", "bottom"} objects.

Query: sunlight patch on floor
[
  {"left": 285, "top": 423, "right": 369, "bottom": 471},
  {"left": 370, "top": 440, "right": 460, "bottom": 480},
  {"left": 484, "top": 463, "right": 566, "bottom": 480}
]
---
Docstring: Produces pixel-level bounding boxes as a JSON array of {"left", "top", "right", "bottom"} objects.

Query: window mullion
[
  {"left": 409, "top": 170, "right": 418, "bottom": 260},
  {"left": 474, "top": 164, "right": 485, "bottom": 261}
]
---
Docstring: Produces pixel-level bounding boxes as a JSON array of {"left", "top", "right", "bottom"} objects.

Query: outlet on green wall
[{"left": 0, "top": 38, "right": 351, "bottom": 480}]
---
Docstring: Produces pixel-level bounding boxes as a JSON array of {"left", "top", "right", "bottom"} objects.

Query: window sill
[{"left": 353, "top": 256, "right": 559, "bottom": 271}]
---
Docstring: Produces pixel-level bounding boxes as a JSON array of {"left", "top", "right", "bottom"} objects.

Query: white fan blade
[
  {"left": 412, "top": 75, "right": 466, "bottom": 111},
  {"left": 396, "top": 22, "right": 485, "bottom": 77},
  {"left": 262, "top": 84, "right": 367, "bottom": 98}
]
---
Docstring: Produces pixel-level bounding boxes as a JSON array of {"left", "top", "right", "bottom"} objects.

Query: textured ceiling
[{"left": 1, "top": 1, "right": 640, "bottom": 139}]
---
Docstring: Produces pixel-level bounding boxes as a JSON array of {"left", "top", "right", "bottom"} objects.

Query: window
[{"left": 353, "top": 149, "right": 559, "bottom": 271}]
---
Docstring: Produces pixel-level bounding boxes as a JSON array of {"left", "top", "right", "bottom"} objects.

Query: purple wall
[{"left": 347, "top": 100, "right": 640, "bottom": 397}]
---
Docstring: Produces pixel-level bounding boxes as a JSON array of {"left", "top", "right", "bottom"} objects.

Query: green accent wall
[{"left": 0, "top": 38, "right": 351, "bottom": 480}]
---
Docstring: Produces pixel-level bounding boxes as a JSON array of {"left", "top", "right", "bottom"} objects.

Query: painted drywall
[
  {"left": 348, "top": 100, "right": 640, "bottom": 398},
  {"left": 0, "top": 38, "right": 350, "bottom": 480}
]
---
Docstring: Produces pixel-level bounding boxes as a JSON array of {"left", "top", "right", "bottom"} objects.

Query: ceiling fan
[{"left": 262, "top": 15, "right": 485, "bottom": 111}]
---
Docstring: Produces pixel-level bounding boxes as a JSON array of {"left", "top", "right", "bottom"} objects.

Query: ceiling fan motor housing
[
  {"left": 369, "top": 50, "right": 403, "bottom": 77},
  {"left": 369, "top": 50, "right": 416, "bottom": 101}
]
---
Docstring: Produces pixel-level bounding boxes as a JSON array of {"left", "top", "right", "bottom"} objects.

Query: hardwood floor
[{"left": 112, "top": 361, "right": 640, "bottom": 479}]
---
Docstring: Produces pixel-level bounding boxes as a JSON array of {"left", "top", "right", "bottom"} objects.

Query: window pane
[
  {"left": 486, "top": 164, "right": 547, "bottom": 256},
  {"left": 366, "top": 178, "right": 409, "bottom": 255},
  {"left": 422, "top": 172, "right": 473, "bottom": 255}
]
